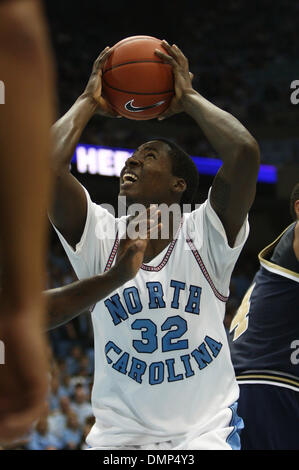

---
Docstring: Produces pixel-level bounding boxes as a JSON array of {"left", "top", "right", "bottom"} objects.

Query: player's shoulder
[
  {"left": 181, "top": 196, "right": 209, "bottom": 230},
  {"left": 178, "top": 201, "right": 206, "bottom": 248},
  {"left": 83, "top": 188, "right": 128, "bottom": 243}
]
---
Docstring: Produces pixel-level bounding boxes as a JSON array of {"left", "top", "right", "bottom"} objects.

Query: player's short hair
[
  {"left": 290, "top": 182, "right": 299, "bottom": 220},
  {"left": 155, "top": 138, "right": 199, "bottom": 207}
]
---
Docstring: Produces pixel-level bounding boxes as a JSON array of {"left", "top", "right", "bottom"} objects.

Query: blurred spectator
[
  {"left": 49, "top": 375, "right": 61, "bottom": 413},
  {"left": 65, "top": 345, "right": 83, "bottom": 376},
  {"left": 58, "top": 373, "right": 74, "bottom": 398},
  {"left": 61, "top": 411, "right": 83, "bottom": 450},
  {"left": 48, "top": 396, "right": 72, "bottom": 441},
  {"left": 26, "top": 414, "right": 62, "bottom": 450},
  {"left": 70, "top": 384, "right": 93, "bottom": 427}
]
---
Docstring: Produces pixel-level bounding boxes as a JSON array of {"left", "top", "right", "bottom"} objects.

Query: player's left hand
[
  {"left": 83, "top": 47, "right": 122, "bottom": 118},
  {"left": 155, "top": 40, "right": 194, "bottom": 120}
]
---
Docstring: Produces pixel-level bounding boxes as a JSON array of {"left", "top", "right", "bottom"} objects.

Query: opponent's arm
[
  {"left": 0, "top": 0, "right": 55, "bottom": 443},
  {"left": 156, "top": 42, "right": 260, "bottom": 247},
  {"left": 0, "top": 0, "right": 54, "bottom": 315},
  {"left": 46, "top": 207, "right": 161, "bottom": 330},
  {"left": 49, "top": 48, "right": 119, "bottom": 248},
  {"left": 46, "top": 265, "right": 129, "bottom": 330}
]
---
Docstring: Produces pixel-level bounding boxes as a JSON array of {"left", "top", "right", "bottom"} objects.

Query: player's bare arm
[
  {"left": 0, "top": 0, "right": 55, "bottom": 443},
  {"left": 156, "top": 41, "right": 260, "bottom": 247},
  {"left": 49, "top": 47, "right": 120, "bottom": 248},
  {"left": 46, "top": 207, "right": 161, "bottom": 329}
]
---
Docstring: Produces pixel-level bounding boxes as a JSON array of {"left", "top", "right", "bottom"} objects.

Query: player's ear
[
  {"left": 295, "top": 199, "right": 299, "bottom": 220},
  {"left": 172, "top": 177, "right": 186, "bottom": 196}
]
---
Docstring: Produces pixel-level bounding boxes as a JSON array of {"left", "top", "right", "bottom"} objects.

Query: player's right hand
[
  {"left": 155, "top": 41, "right": 194, "bottom": 121},
  {"left": 0, "top": 300, "right": 49, "bottom": 444},
  {"left": 114, "top": 206, "right": 162, "bottom": 282},
  {"left": 83, "top": 47, "right": 122, "bottom": 118}
]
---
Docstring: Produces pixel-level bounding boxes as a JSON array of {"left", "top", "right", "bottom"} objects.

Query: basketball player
[
  {"left": 229, "top": 182, "right": 299, "bottom": 450},
  {"left": 0, "top": 0, "right": 55, "bottom": 442},
  {"left": 49, "top": 41, "right": 260, "bottom": 449}
]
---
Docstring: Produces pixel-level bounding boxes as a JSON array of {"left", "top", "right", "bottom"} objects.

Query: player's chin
[
  {"left": 119, "top": 181, "right": 140, "bottom": 198},
  {"left": 119, "top": 187, "right": 139, "bottom": 205}
]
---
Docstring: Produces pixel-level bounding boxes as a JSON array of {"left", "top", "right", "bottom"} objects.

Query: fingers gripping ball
[{"left": 102, "top": 36, "right": 174, "bottom": 120}]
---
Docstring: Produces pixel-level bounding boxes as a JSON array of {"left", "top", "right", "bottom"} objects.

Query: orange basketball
[{"left": 102, "top": 36, "right": 174, "bottom": 120}]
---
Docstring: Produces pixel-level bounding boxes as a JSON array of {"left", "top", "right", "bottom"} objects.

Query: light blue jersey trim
[{"left": 226, "top": 402, "right": 244, "bottom": 450}]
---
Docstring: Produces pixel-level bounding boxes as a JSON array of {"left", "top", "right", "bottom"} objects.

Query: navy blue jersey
[{"left": 229, "top": 223, "right": 299, "bottom": 390}]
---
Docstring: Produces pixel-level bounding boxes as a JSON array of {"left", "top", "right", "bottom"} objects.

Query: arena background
[{"left": 5, "top": 0, "right": 298, "bottom": 450}]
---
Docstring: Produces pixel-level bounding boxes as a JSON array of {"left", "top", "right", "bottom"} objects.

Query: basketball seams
[
  {"left": 103, "top": 59, "right": 169, "bottom": 74},
  {"left": 102, "top": 76, "right": 174, "bottom": 95}
]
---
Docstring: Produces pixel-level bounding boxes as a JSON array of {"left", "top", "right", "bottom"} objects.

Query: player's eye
[{"left": 145, "top": 153, "right": 156, "bottom": 159}]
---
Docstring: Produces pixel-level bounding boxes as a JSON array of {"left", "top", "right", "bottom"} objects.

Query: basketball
[{"left": 102, "top": 36, "right": 174, "bottom": 120}]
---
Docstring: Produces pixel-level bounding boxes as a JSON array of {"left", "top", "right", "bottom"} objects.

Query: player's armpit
[
  {"left": 210, "top": 171, "right": 231, "bottom": 217},
  {"left": 48, "top": 170, "right": 87, "bottom": 250}
]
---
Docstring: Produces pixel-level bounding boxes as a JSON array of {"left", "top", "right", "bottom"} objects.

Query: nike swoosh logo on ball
[{"left": 124, "top": 99, "right": 166, "bottom": 112}]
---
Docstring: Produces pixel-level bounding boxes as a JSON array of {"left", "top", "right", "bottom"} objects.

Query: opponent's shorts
[{"left": 237, "top": 383, "right": 299, "bottom": 450}]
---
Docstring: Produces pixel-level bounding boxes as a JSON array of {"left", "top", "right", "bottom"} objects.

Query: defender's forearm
[
  {"left": 0, "top": 0, "right": 55, "bottom": 315},
  {"left": 51, "top": 94, "right": 97, "bottom": 173},
  {"left": 182, "top": 90, "right": 258, "bottom": 162},
  {"left": 45, "top": 266, "right": 127, "bottom": 330}
]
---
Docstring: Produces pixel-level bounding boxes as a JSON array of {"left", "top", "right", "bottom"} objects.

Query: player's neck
[{"left": 143, "top": 212, "right": 181, "bottom": 263}]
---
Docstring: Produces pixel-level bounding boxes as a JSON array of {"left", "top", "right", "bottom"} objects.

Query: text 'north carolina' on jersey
[{"left": 54, "top": 186, "right": 249, "bottom": 447}]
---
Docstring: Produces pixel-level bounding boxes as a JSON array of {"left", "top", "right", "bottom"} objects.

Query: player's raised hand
[
  {"left": 155, "top": 41, "right": 194, "bottom": 120},
  {"left": 114, "top": 206, "right": 162, "bottom": 281},
  {"left": 83, "top": 47, "right": 121, "bottom": 118}
]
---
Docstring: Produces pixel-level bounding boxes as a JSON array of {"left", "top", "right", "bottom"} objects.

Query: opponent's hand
[
  {"left": 0, "top": 301, "right": 49, "bottom": 444},
  {"left": 83, "top": 47, "right": 121, "bottom": 118},
  {"left": 114, "top": 206, "right": 161, "bottom": 282},
  {"left": 155, "top": 40, "right": 194, "bottom": 120}
]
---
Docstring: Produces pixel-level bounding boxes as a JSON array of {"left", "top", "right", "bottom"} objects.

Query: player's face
[{"left": 119, "top": 140, "right": 177, "bottom": 206}]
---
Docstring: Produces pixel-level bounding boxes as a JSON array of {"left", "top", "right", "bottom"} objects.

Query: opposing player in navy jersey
[
  {"left": 49, "top": 42, "right": 260, "bottom": 449},
  {"left": 230, "top": 182, "right": 299, "bottom": 450}
]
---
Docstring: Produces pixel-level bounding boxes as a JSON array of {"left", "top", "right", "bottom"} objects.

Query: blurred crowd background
[{"left": 2, "top": 0, "right": 298, "bottom": 450}]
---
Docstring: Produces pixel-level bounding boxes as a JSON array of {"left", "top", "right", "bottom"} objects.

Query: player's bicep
[
  {"left": 48, "top": 171, "right": 87, "bottom": 249},
  {"left": 210, "top": 149, "right": 259, "bottom": 247}
]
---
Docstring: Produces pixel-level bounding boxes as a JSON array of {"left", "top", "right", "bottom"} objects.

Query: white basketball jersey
[{"left": 54, "top": 186, "right": 249, "bottom": 448}]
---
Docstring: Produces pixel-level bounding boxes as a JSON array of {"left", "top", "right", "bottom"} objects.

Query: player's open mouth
[{"left": 121, "top": 172, "right": 139, "bottom": 188}]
